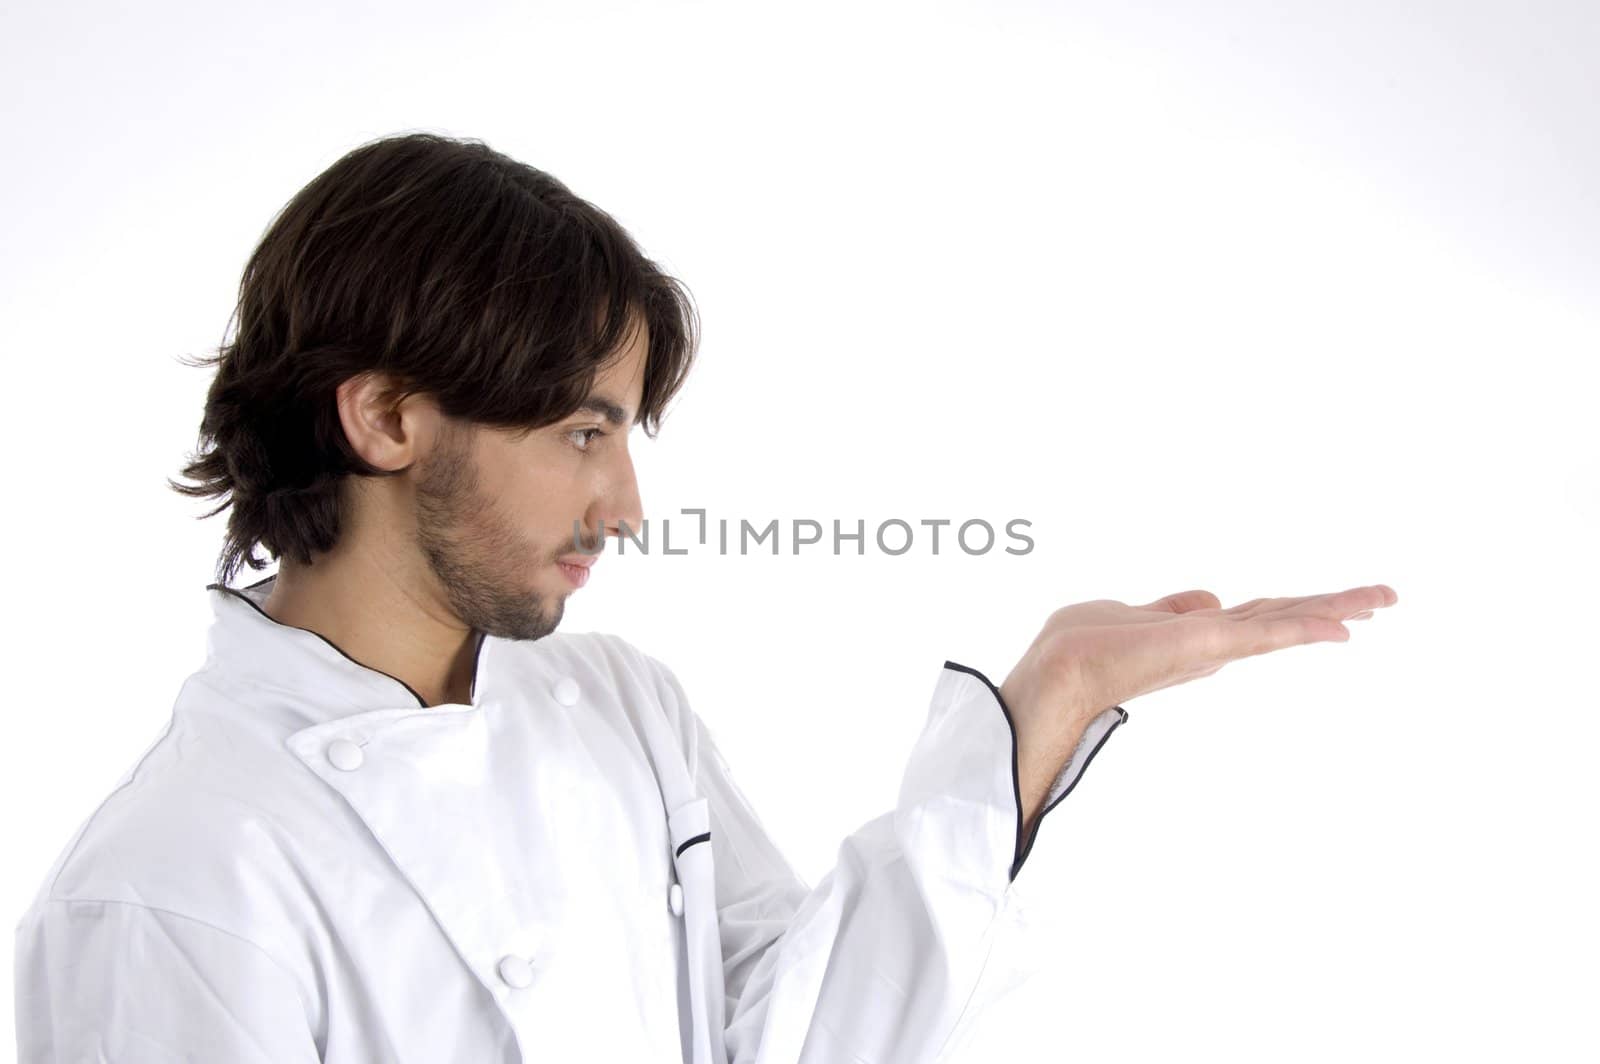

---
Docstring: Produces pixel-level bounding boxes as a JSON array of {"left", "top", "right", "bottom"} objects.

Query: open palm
[{"left": 1000, "top": 584, "right": 1399, "bottom": 769}]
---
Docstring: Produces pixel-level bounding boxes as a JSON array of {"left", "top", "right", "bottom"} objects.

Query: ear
[{"left": 335, "top": 372, "right": 438, "bottom": 472}]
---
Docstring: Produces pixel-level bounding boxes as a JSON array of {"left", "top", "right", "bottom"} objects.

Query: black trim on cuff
[
  {"left": 941, "top": 660, "right": 1127, "bottom": 882},
  {"left": 1014, "top": 703, "right": 1128, "bottom": 874}
]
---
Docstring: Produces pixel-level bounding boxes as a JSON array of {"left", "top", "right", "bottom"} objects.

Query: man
[{"left": 13, "top": 132, "right": 1396, "bottom": 1062}]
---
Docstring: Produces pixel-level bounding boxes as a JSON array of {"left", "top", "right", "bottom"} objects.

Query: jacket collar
[{"left": 200, "top": 572, "right": 497, "bottom": 727}]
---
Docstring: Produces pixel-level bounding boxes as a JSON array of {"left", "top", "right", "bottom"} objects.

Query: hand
[{"left": 1000, "top": 584, "right": 1399, "bottom": 831}]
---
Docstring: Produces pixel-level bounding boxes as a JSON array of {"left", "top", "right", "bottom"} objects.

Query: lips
[{"left": 556, "top": 552, "right": 598, "bottom": 589}]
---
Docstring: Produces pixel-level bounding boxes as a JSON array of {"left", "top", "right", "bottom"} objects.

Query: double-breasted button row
[{"left": 322, "top": 677, "right": 587, "bottom": 997}]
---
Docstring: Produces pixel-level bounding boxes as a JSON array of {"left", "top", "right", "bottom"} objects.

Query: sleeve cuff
[{"left": 937, "top": 661, "right": 1128, "bottom": 882}]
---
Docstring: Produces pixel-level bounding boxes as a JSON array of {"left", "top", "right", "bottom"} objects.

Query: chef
[{"left": 13, "top": 132, "right": 1397, "bottom": 1062}]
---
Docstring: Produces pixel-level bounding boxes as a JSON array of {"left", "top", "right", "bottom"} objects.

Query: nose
[{"left": 592, "top": 445, "right": 645, "bottom": 546}]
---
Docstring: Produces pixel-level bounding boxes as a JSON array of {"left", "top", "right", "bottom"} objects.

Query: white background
[{"left": 2, "top": 1, "right": 1596, "bottom": 1059}]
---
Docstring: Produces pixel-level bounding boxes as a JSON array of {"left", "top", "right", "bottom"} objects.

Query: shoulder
[{"left": 18, "top": 704, "right": 326, "bottom": 947}]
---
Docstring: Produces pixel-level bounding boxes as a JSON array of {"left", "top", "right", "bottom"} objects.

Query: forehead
[{"left": 587, "top": 316, "right": 649, "bottom": 410}]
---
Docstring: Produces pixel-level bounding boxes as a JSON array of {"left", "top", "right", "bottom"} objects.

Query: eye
[{"left": 568, "top": 427, "right": 605, "bottom": 452}]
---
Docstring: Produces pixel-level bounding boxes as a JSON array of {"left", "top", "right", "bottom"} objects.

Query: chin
[{"left": 456, "top": 583, "right": 560, "bottom": 643}]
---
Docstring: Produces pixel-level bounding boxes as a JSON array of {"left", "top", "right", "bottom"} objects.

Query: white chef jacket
[{"left": 14, "top": 574, "right": 1128, "bottom": 1063}]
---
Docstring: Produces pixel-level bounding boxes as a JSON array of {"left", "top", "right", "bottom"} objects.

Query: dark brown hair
[{"left": 171, "top": 132, "right": 699, "bottom": 584}]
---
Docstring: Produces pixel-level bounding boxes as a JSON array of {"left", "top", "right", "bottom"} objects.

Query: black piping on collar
[
  {"left": 206, "top": 573, "right": 487, "bottom": 711},
  {"left": 466, "top": 627, "right": 488, "bottom": 703},
  {"left": 941, "top": 660, "right": 1127, "bottom": 883}
]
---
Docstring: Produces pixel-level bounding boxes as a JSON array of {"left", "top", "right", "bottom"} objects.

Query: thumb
[{"left": 1140, "top": 589, "right": 1222, "bottom": 613}]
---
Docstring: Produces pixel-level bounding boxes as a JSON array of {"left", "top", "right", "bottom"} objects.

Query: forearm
[
  {"left": 723, "top": 663, "right": 1048, "bottom": 1062},
  {"left": 710, "top": 660, "right": 1129, "bottom": 1061}
]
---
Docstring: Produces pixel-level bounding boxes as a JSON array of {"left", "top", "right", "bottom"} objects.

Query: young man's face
[{"left": 412, "top": 319, "right": 648, "bottom": 641}]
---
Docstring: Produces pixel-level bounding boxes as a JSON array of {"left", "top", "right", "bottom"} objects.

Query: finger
[
  {"left": 1225, "top": 591, "right": 1366, "bottom": 619},
  {"left": 1218, "top": 596, "right": 1305, "bottom": 618},
  {"left": 1254, "top": 615, "right": 1350, "bottom": 653},
  {"left": 1348, "top": 610, "right": 1374, "bottom": 621},
  {"left": 1288, "top": 585, "right": 1398, "bottom": 620},
  {"left": 1250, "top": 584, "right": 1399, "bottom": 622},
  {"left": 1202, "top": 615, "right": 1349, "bottom": 661},
  {"left": 1139, "top": 589, "right": 1222, "bottom": 613},
  {"left": 1183, "top": 596, "right": 1299, "bottom": 622}
]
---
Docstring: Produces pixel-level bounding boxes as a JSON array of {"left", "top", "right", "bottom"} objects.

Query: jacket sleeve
[
  {"left": 657, "top": 656, "right": 1129, "bottom": 1063},
  {"left": 14, "top": 898, "right": 320, "bottom": 1063}
]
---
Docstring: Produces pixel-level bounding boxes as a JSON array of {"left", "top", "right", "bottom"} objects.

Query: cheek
[
  {"left": 485, "top": 437, "right": 595, "bottom": 537},
  {"left": 498, "top": 476, "right": 586, "bottom": 547}
]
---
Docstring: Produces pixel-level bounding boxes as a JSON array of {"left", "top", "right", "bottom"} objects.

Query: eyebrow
[{"left": 574, "top": 397, "right": 632, "bottom": 427}]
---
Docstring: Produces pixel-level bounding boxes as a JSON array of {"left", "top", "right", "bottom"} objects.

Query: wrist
[{"left": 1001, "top": 662, "right": 1092, "bottom": 764}]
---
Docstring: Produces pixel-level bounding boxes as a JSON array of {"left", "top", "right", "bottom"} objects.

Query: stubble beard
[{"left": 413, "top": 425, "right": 564, "bottom": 642}]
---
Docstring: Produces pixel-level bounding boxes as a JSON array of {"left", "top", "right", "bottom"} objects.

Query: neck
[{"left": 260, "top": 546, "right": 479, "bottom": 708}]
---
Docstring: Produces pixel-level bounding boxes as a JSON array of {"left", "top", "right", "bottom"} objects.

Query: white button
[
  {"left": 668, "top": 882, "right": 684, "bottom": 916},
  {"left": 326, "top": 739, "right": 364, "bottom": 771},
  {"left": 551, "top": 676, "right": 580, "bottom": 706},
  {"left": 497, "top": 953, "right": 533, "bottom": 989}
]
